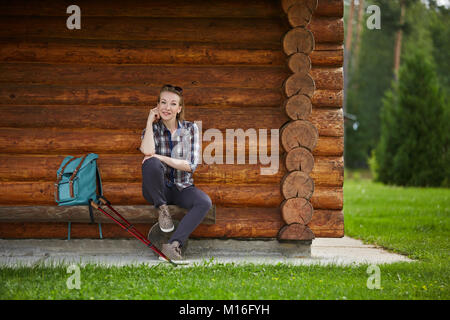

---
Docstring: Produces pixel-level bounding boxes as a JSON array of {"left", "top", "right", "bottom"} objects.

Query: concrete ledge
[
  {"left": 185, "top": 239, "right": 311, "bottom": 258},
  {"left": 0, "top": 237, "right": 414, "bottom": 267}
]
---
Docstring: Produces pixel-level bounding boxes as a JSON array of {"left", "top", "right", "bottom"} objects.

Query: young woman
[{"left": 140, "top": 84, "right": 212, "bottom": 262}]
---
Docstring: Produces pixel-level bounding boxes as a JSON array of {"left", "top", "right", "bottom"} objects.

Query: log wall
[{"left": 0, "top": 0, "right": 344, "bottom": 239}]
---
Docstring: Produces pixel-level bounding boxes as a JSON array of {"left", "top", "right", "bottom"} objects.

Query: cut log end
[
  {"left": 282, "top": 27, "right": 315, "bottom": 55},
  {"left": 280, "top": 120, "right": 319, "bottom": 152},
  {"left": 281, "top": 0, "right": 319, "bottom": 13},
  {"left": 281, "top": 170, "right": 314, "bottom": 199},
  {"left": 285, "top": 146, "right": 314, "bottom": 173},
  {"left": 287, "top": 3, "right": 314, "bottom": 27},
  {"left": 277, "top": 223, "right": 315, "bottom": 241},
  {"left": 287, "top": 52, "right": 311, "bottom": 74},
  {"left": 283, "top": 73, "right": 315, "bottom": 98},
  {"left": 281, "top": 197, "right": 313, "bottom": 224},
  {"left": 284, "top": 93, "right": 312, "bottom": 120}
]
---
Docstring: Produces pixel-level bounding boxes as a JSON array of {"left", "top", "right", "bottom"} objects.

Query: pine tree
[{"left": 375, "top": 49, "right": 448, "bottom": 186}]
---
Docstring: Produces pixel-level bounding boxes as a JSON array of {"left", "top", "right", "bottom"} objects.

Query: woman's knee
[
  {"left": 195, "top": 194, "right": 212, "bottom": 212},
  {"left": 142, "top": 156, "right": 164, "bottom": 174}
]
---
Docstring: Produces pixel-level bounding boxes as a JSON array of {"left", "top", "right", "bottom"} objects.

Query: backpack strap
[
  {"left": 54, "top": 157, "right": 77, "bottom": 202},
  {"left": 69, "top": 154, "right": 88, "bottom": 198}
]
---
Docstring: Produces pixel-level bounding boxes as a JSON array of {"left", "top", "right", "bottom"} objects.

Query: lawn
[{"left": 0, "top": 175, "right": 449, "bottom": 299}]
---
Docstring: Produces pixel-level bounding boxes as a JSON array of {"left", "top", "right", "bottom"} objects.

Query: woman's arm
[
  {"left": 140, "top": 120, "right": 156, "bottom": 155},
  {"left": 151, "top": 154, "right": 192, "bottom": 172}
]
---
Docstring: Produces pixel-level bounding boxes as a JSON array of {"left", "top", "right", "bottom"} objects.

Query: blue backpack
[{"left": 54, "top": 153, "right": 103, "bottom": 223}]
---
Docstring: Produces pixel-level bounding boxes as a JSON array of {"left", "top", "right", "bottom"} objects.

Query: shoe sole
[{"left": 159, "top": 224, "right": 175, "bottom": 233}]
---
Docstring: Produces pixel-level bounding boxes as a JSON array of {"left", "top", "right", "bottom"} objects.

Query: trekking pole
[{"left": 90, "top": 199, "right": 177, "bottom": 266}]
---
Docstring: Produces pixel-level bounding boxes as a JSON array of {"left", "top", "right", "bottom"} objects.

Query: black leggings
[{"left": 141, "top": 157, "right": 212, "bottom": 247}]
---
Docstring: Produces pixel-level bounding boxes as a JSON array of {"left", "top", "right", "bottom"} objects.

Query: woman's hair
[{"left": 157, "top": 84, "right": 185, "bottom": 121}]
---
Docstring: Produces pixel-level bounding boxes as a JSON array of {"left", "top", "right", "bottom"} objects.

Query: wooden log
[
  {"left": 277, "top": 223, "right": 315, "bottom": 240},
  {"left": 281, "top": 171, "right": 314, "bottom": 200},
  {"left": 0, "top": 105, "right": 343, "bottom": 137},
  {"left": 0, "top": 0, "right": 343, "bottom": 20},
  {"left": 283, "top": 94, "right": 312, "bottom": 120},
  {"left": 308, "top": 16, "right": 344, "bottom": 43},
  {"left": 315, "top": 0, "right": 344, "bottom": 17},
  {"left": 0, "top": 205, "right": 215, "bottom": 224},
  {"left": 0, "top": 39, "right": 285, "bottom": 66},
  {"left": 0, "top": 63, "right": 342, "bottom": 92},
  {"left": 1, "top": 0, "right": 282, "bottom": 18},
  {"left": 0, "top": 63, "right": 286, "bottom": 88},
  {"left": 0, "top": 16, "right": 285, "bottom": 44},
  {"left": 307, "top": 208, "right": 343, "bottom": 235},
  {"left": 280, "top": 197, "right": 313, "bottom": 224},
  {"left": 312, "top": 89, "right": 342, "bottom": 107},
  {"left": 282, "top": 27, "right": 315, "bottom": 55},
  {"left": 0, "top": 154, "right": 342, "bottom": 187},
  {"left": 280, "top": 120, "right": 319, "bottom": 152},
  {"left": 309, "top": 67, "right": 343, "bottom": 90},
  {"left": 287, "top": 53, "right": 311, "bottom": 73},
  {"left": 283, "top": 73, "right": 316, "bottom": 98},
  {"left": 0, "top": 39, "right": 342, "bottom": 67},
  {"left": 0, "top": 127, "right": 343, "bottom": 156},
  {"left": 0, "top": 84, "right": 281, "bottom": 107},
  {"left": 310, "top": 49, "right": 343, "bottom": 67},
  {"left": 0, "top": 85, "right": 341, "bottom": 107},
  {"left": 285, "top": 0, "right": 318, "bottom": 27},
  {"left": 315, "top": 136, "right": 343, "bottom": 156},
  {"left": 0, "top": 208, "right": 344, "bottom": 238},
  {"left": 0, "top": 15, "right": 342, "bottom": 45},
  {"left": 314, "top": 43, "right": 343, "bottom": 51},
  {"left": 0, "top": 181, "right": 343, "bottom": 209},
  {"left": 281, "top": 0, "right": 318, "bottom": 14},
  {"left": 284, "top": 147, "right": 315, "bottom": 173}
]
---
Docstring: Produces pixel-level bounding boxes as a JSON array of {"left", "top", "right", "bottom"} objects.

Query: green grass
[{"left": 0, "top": 174, "right": 449, "bottom": 299}]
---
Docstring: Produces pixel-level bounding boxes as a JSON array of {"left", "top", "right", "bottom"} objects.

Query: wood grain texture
[
  {"left": 284, "top": 147, "right": 315, "bottom": 173},
  {"left": 280, "top": 120, "right": 319, "bottom": 152},
  {"left": 287, "top": 53, "right": 312, "bottom": 73},
  {"left": 0, "top": 181, "right": 343, "bottom": 209},
  {"left": 281, "top": 171, "right": 314, "bottom": 199},
  {"left": 0, "top": 39, "right": 342, "bottom": 67},
  {"left": 285, "top": 1, "right": 318, "bottom": 27},
  {"left": 0, "top": 205, "right": 216, "bottom": 224},
  {"left": 0, "top": 128, "right": 343, "bottom": 156},
  {"left": 0, "top": 154, "right": 343, "bottom": 187},
  {"left": 282, "top": 27, "right": 315, "bottom": 55},
  {"left": 280, "top": 197, "right": 313, "bottom": 224},
  {"left": 277, "top": 223, "right": 315, "bottom": 240},
  {"left": 283, "top": 73, "right": 316, "bottom": 98},
  {"left": 0, "top": 105, "right": 344, "bottom": 137},
  {"left": 1, "top": 0, "right": 342, "bottom": 18},
  {"left": 0, "top": 85, "right": 342, "bottom": 107},
  {"left": 283, "top": 94, "right": 313, "bottom": 120}
]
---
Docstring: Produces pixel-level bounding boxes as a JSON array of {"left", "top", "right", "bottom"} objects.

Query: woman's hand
[{"left": 148, "top": 106, "right": 160, "bottom": 124}]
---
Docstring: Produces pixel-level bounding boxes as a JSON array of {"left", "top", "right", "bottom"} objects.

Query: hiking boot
[
  {"left": 158, "top": 204, "right": 174, "bottom": 232},
  {"left": 160, "top": 240, "right": 183, "bottom": 262}
]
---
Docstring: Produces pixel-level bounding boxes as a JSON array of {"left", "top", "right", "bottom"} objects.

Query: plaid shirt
[{"left": 141, "top": 119, "right": 200, "bottom": 191}]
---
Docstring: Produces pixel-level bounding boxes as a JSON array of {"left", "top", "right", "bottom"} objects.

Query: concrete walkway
[{"left": 0, "top": 237, "right": 413, "bottom": 267}]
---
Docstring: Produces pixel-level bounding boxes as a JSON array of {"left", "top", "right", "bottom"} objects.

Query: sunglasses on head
[{"left": 163, "top": 84, "right": 183, "bottom": 94}]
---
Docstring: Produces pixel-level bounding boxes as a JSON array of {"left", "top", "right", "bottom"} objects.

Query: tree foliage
[{"left": 374, "top": 50, "right": 448, "bottom": 187}]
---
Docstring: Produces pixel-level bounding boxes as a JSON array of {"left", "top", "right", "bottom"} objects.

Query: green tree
[{"left": 374, "top": 50, "right": 448, "bottom": 187}]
